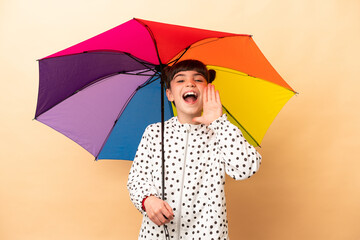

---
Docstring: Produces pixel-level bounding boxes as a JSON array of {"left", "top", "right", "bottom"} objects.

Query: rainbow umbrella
[{"left": 35, "top": 18, "right": 296, "bottom": 162}]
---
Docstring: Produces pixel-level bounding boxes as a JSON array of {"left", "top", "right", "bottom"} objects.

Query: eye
[{"left": 176, "top": 79, "right": 184, "bottom": 83}]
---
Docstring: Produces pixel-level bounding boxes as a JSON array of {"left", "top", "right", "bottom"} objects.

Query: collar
[{"left": 168, "top": 116, "right": 208, "bottom": 134}]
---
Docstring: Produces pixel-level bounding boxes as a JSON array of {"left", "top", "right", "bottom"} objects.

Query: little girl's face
[{"left": 166, "top": 70, "right": 207, "bottom": 118}]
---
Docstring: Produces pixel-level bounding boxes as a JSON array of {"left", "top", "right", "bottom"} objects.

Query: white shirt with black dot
[{"left": 127, "top": 114, "right": 262, "bottom": 240}]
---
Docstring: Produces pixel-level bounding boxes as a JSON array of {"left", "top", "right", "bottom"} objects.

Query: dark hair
[{"left": 162, "top": 59, "right": 216, "bottom": 89}]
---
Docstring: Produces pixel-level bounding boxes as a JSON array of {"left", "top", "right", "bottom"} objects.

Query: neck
[{"left": 176, "top": 112, "right": 200, "bottom": 125}]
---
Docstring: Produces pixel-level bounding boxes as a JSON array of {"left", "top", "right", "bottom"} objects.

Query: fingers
[
  {"left": 149, "top": 210, "right": 168, "bottom": 226},
  {"left": 206, "top": 84, "right": 219, "bottom": 103},
  {"left": 154, "top": 211, "right": 169, "bottom": 226},
  {"left": 161, "top": 201, "right": 174, "bottom": 223},
  {"left": 146, "top": 198, "right": 174, "bottom": 226},
  {"left": 215, "top": 89, "right": 221, "bottom": 105},
  {"left": 207, "top": 83, "right": 212, "bottom": 102},
  {"left": 209, "top": 83, "right": 214, "bottom": 102},
  {"left": 203, "top": 84, "right": 208, "bottom": 103},
  {"left": 164, "top": 201, "right": 174, "bottom": 217},
  {"left": 149, "top": 214, "right": 162, "bottom": 226}
]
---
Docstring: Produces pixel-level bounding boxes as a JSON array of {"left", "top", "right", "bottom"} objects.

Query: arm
[
  {"left": 208, "top": 114, "right": 262, "bottom": 180},
  {"left": 127, "top": 126, "right": 159, "bottom": 214},
  {"left": 193, "top": 83, "right": 261, "bottom": 180},
  {"left": 127, "top": 125, "right": 174, "bottom": 225}
]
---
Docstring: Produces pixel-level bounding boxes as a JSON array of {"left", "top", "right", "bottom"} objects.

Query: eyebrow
[{"left": 173, "top": 72, "right": 204, "bottom": 79}]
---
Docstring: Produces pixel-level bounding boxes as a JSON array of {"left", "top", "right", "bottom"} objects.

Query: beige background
[{"left": 1, "top": 0, "right": 359, "bottom": 239}]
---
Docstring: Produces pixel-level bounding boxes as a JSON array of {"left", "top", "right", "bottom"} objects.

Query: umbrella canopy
[{"left": 35, "top": 18, "right": 296, "bottom": 160}]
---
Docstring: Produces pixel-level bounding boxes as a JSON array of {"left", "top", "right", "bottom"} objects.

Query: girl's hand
[
  {"left": 193, "top": 84, "right": 222, "bottom": 125},
  {"left": 144, "top": 196, "right": 174, "bottom": 226}
]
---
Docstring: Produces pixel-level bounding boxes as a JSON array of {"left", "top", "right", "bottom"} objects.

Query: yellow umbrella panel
[{"left": 210, "top": 66, "right": 295, "bottom": 147}]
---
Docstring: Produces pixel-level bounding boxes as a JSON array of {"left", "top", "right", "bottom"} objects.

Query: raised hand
[
  {"left": 193, "top": 83, "right": 223, "bottom": 125},
  {"left": 144, "top": 196, "right": 174, "bottom": 226}
]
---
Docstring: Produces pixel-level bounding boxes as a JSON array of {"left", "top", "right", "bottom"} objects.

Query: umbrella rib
[
  {"left": 95, "top": 87, "right": 138, "bottom": 159},
  {"left": 183, "top": 35, "right": 251, "bottom": 53},
  {"left": 95, "top": 72, "right": 163, "bottom": 160},
  {"left": 222, "top": 105, "right": 261, "bottom": 148},
  {"left": 213, "top": 68, "right": 297, "bottom": 94},
  {"left": 77, "top": 71, "right": 156, "bottom": 92},
  {"left": 95, "top": 73, "right": 157, "bottom": 160},
  {"left": 123, "top": 52, "right": 157, "bottom": 73},
  {"left": 186, "top": 37, "right": 225, "bottom": 50},
  {"left": 134, "top": 19, "right": 163, "bottom": 65},
  {"left": 167, "top": 35, "right": 253, "bottom": 69},
  {"left": 167, "top": 46, "right": 190, "bottom": 66},
  {"left": 89, "top": 51, "right": 157, "bottom": 72},
  {"left": 167, "top": 36, "right": 238, "bottom": 65},
  {"left": 135, "top": 68, "right": 157, "bottom": 75},
  {"left": 137, "top": 74, "right": 161, "bottom": 89},
  {"left": 118, "top": 71, "right": 155, "bottom": 76}
]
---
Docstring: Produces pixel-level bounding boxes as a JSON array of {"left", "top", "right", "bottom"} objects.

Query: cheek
[{"left": 198, "top": 86, "right": 207, "bottom": 96}]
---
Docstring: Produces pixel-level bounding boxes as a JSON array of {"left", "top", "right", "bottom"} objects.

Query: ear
[
  {"left": 208, "top": 69, "right": 216, "bottom": 83},
  {"left": 166, "top": 88, "right": 174, "bottom": 102}
]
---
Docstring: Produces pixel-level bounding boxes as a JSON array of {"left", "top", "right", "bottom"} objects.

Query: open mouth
[{"left": 182, "top": 91, "right": 198, "bottom": 104}]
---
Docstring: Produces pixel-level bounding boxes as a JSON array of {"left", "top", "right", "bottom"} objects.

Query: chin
[{"left": 185, "top": 109, "right": 202, "bottom": 116}]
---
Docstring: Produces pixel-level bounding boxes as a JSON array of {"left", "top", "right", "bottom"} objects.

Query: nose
[{"left": 186, "top": 79, "right": 196, "bottom": 87}]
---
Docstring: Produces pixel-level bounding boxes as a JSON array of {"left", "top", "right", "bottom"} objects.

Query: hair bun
[{"left": 208, "top": 69, "right": 216, "bottom": 83}]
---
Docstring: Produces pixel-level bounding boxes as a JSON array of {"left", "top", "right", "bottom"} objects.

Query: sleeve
[
  {"left": 208, "top": 114, "right": 262, "bottom": 180},
  {"left": 127, "top": 125, "right": 159, "bottom": 214}
]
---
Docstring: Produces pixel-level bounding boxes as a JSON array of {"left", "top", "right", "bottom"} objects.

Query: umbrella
[
  {"left": 35, "top": 18, "right": 296, "bottom": 239},
  {"left": 35, "top": 18, "right": 296, "bottom": 162}
]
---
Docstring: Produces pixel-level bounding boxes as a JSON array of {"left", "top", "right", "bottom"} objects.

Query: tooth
[{"left": 184, "top": 92, "right": 196, "bottom": 97}]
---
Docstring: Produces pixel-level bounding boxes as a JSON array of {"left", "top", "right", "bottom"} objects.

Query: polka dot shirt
[{"left": 127, "top": 114, "right": 262, "bottom": 239}]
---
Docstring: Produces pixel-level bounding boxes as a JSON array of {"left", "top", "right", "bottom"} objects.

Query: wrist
[
  {"left": 208, "top": 113, "right": 227, "bottom": 130},
  {"left": 142, "top": 195, "right": 156, "bottom": 211},
  {"left": 142, "top": 196, "right": 150, "bottom": 211}
]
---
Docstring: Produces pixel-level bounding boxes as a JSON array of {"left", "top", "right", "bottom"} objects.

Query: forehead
[{"left": 172, "top": 70, "right": 205, "bottom": 79}]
